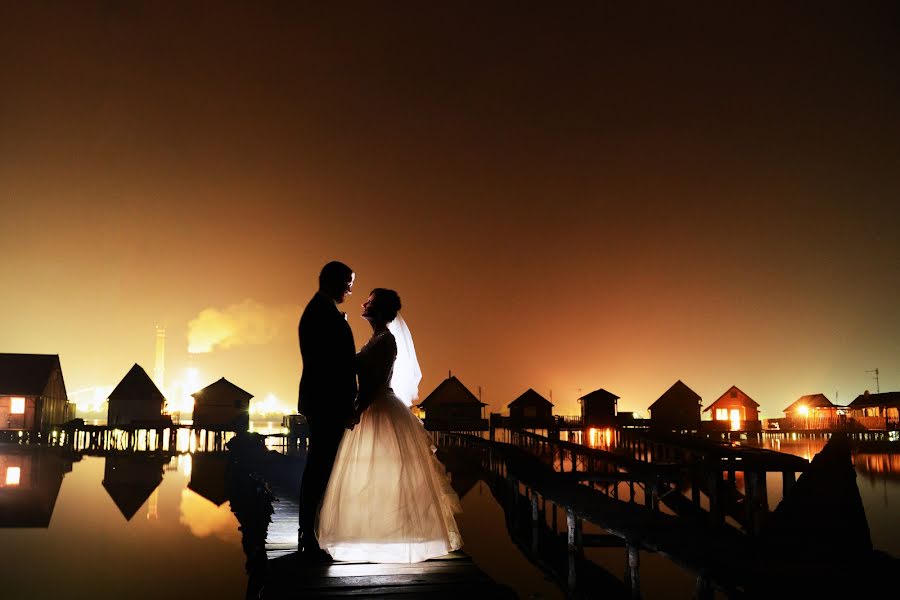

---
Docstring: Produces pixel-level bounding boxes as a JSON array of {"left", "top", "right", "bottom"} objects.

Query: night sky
[{"left": 2, "top": 2, "right": 899, "bottom": 418}]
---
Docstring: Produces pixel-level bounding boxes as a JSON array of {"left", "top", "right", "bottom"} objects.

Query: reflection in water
[
  {"left": 0, "top": 445, "right": 75, "bottom": 528},
  {"left": 179, "top": 488, "right": 241, "bottom": 542},
  {"left": 188, "top": 453, "right": 229, "bottom": 506},
  {"left": 102, "top": 454, "right": 166, "bottom": 521},
  {"left": 180, "top": 452, "right": 240, "bottom": 542}
]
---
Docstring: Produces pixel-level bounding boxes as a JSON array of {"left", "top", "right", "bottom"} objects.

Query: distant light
[
  {"left": 10, "top": 397, "right": 25, "bottom": 414},
  {"left": 5, "top": 467, "right": 21, "bottom": 486},
  {"left": 797, "top": 405, "right": 809, "bottom": 416}
]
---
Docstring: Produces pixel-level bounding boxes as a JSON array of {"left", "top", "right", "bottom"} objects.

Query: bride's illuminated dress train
[{"left": 317, "top": 318, "right": 463, "bottom": 563}]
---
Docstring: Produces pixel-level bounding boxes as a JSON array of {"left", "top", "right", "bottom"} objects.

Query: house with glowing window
[
  {"left": 107, "top": 364, "right": 167, "bottom": 426},
  {"left": 847, "top": 391, "right": 900, "bottom": 430},
  {"left": 702, "top": 385, "right": 761, "bottom": 431},
  {"left": 0, "top": 353, "right": 74, "bottom": 433},
  {"left": 416, "top": 374, "right": 488, "bottom": 431},
  {"left": 191, "top": 377, "right": 252, "bottom": 431},
  {"left": 648, "top": 380, "right": 702, "bottom": 432},
  {"left": 782, "top": 393, "right": 839, "bottom": 430},
  {"left": 578, "top": 388, "right": 619, "bottom": 427}
]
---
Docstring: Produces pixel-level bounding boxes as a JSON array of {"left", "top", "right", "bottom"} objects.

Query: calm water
[{"left": 1, "top": 429, "right": 897, "bottom": 599}]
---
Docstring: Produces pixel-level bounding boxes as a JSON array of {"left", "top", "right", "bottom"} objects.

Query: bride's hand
[{"left": 346, "top": 412, "right": 361, "bottom": 430}]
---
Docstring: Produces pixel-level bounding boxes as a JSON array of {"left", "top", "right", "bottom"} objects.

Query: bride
[{"left": 316, "top": 288, "right": 463, "bottom": 563}]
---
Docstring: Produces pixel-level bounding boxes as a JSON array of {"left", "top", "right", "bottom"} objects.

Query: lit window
[
  {"left": 715, "top": 408, "right": 729, "bottom": 421},
  {"left": 5, "top": 466, "right": 21, "bottom": 486},
  {"left": 10, "top": 397, "right": 25, "bottom": 414}
]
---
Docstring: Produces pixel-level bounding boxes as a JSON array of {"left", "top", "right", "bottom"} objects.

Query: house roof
[
  {"left": 703, "top": 385, "right": 759, "bottom": 412},
  {"left": 0, "top": 353, "right": 63, "bottom": 396},
  {"left": 783, "top": 393, "right": 835, "bottom": 413},
  {"left": 417, "top": 376, "right": 486, "bottom": 409},
  {"left": 578, "top": 388, "right": 620, "bottom": 403},
  {"left": 847, "top": 390, "right": 900, "bottom": 409},
  {"left": 108, "top": 364, "right": 166, "bottom": 404},
  {"left": 191, "top": 377, "right": 253, "bottom": 406},
  {"left": 648, "top": 380, "right": 701, "bottom": 410},
  {"left": 508, "top": 388, "right": 553, "bottom": 409}
]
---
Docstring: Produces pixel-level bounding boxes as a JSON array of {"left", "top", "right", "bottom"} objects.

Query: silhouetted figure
[{"left": 296, "top": 261, "right": 357, "bottom": 560}]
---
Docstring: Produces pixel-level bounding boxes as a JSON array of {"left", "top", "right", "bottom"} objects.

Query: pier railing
[{"left": 432, "top": 431, "right": 825, "bottom": 598}]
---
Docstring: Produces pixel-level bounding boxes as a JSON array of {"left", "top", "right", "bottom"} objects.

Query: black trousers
[{"left": 298, "top": 418, "right": 345, "bottom": 548}]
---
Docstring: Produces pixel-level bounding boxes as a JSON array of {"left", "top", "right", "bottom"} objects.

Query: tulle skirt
[{"left": 317, "top": 388, "right": 463, "bottom": 563}]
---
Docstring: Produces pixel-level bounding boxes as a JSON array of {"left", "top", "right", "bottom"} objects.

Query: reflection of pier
[{"left": 436, "top": 431, "right": 898, "bottom": 598}]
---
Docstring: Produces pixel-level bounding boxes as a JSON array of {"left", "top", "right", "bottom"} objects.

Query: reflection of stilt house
[
  {"left": 783, "top": 393, "right": 838, "bottom": 430},
  {"left": 416, "top": 375, "right": 488, "bottom": 431},
  {"left": 648, "top": 380, "right": 701, "bottom": 432},
  {"left": 847, "top": 391, "right": 900, "bottom": 430},
  {"left": 0, "top": 446, "right": 74, "bottom": 527},
  {"left": 107, "top": 364, "right": 167, "bottom": 427},
  {"left": 0, "top": 353, "right": 74, "bottom": 433},
  {"left": 191, "top": 378, "right": 252, "bottom": 432},
  {"left": 102, "top": 454, "right": 166, "bottom": 521},
  {"left": 578, "top": 389, "right": 619, "bottom": 427},
  {"left": 703, "top": 385, "right": 761, "bottom": 431},
  {"left": 188, "top": 454, "right": 228, "bottom": 506},
  {"left": 507, "top": 389, "right": 553, "bottom": 427}
]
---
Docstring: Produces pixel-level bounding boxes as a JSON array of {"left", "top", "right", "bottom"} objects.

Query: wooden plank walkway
[
  {"left": 260, "top": 486, "right": 516, "bottom": 598},
  {"left": 263, "top": 551, "right": 511, "bottom": 598}
]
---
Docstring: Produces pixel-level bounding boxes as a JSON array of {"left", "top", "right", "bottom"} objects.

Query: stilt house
[
  {"left": 578, "top": 388, "right": 619, "bottom": 427},
  {"left": 0, "top": 353, "right": 73, "bottom": 433},
  {"left": 107, "top": 364, "right": 167, "bottom": 426},
  {"left": 416, "top": 374, "right": 488, "bottom": 431},
  {"left": 703, "top": 385, "right": 761, "bottom": 431},
  {"left": 507, "top": 389, "right": 554, "bottom": 422},
  {"left": 648, "top": 380, "right": 702, "bottom": 432},
  {"left": 783, "top": 393, "right": 839, "bottom": 430},
  {"left": 191, "top": 377, "right": 252, "bottom": 431}
]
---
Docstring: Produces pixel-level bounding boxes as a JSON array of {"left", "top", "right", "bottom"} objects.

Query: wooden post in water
[
  {"left": 625, "top": 542, "right": 641, "bottom": 600},
  {"left": 693, "top": 573, "right": 713, "bottom": 600},
  {"left": 745, "top": 470, "right": 758, "bottom": 534},
  {"left": 531, "top": 491, "right": 540, "bottom": 555},
  {"left": 566, "top": 509, "right": 578, "bottom": 593},
  {"left": 707, "top": 466, "right": 722, "bottom": 525},
  {"left": 782, "top": 470, "right": 796, "bottom": 498}
]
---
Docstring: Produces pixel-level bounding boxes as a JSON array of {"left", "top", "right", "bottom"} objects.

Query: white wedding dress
[{"left": 317, "top": 328, "right": 463, "bottom": 563}]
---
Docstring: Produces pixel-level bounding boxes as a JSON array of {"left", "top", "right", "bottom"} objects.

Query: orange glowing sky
[{"left": 1, "top": 3, "right": 899, "bottom": 419}]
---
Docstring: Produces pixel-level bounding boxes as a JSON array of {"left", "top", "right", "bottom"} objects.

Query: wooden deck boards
[{"left": 261, "top": 488, "right": 515, "bottom": 598}]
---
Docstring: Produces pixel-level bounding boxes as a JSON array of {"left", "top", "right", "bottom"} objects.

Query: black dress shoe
[{"left": 300, "top": 546, "right": 332, "bottom": 564}]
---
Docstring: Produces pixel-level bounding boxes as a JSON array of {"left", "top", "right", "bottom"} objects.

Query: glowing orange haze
[{"left": 0, "top": 3, "right": 898, "bottom": 420}]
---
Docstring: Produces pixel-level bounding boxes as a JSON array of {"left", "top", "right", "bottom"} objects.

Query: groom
[{"left": 297, "top": 261, "right": 358, "bottom": 559}]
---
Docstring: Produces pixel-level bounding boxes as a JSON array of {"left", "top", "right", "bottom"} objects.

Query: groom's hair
[
  {"left": 371, "top": 288, "right": 401, "bottom": 321},
  {"left": 319, "top": 261, "right": 353, "bottom": 287}
]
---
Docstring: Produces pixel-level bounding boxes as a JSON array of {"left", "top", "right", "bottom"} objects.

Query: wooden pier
[
  {"left": 257, "top": 475, "right": 515, "bottom": 598},
  {"left": 433, "top": 430, "right": 892, "bottom": 598}
]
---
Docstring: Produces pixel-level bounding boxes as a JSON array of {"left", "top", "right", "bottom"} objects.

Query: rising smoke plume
[{"left": 188, "top": 299, "right": 294, "bottom": 353}]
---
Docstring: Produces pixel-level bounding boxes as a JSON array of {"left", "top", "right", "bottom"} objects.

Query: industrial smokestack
[{"left": 153, "top": 325, "right": 166, "bottom": 391}]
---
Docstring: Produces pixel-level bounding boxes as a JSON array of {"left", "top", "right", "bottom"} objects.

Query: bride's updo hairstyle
[{"left": 371, "top": 288, "right": 402, "bottom": 322}]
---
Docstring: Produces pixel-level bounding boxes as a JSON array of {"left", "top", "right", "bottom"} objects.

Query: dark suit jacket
[{"left": 298, "top": 292, "right": 357, "bottom": 424}]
